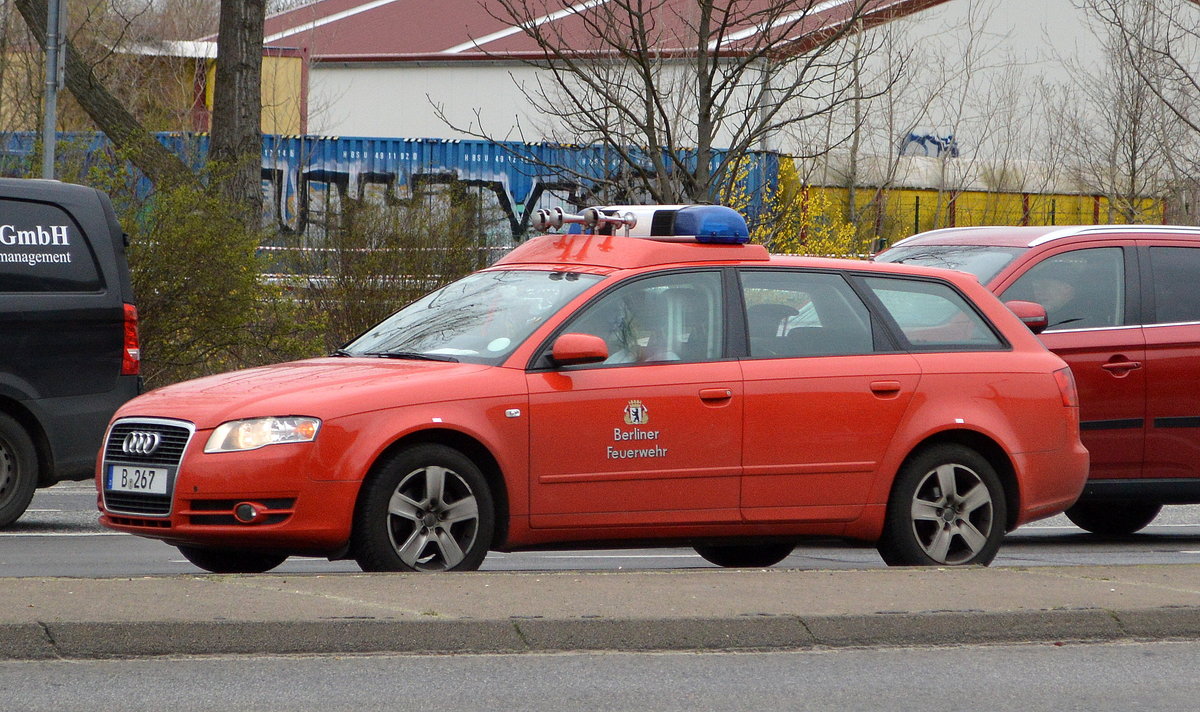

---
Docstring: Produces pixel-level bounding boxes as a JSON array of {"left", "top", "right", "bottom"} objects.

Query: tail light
[
  {"left": 122, "top": 303, "right": 141, "bottom": 376},
  {"left": 1053, "top": 367, "right": 1078, "bottom": 408}
]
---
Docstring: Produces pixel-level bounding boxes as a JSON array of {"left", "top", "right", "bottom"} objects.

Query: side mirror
[
  {"left": 869, "top": 237, "right": 889, "bottom": 255},
  {"left": 551, "top": 333, "right": 609, "bottom": 366},
  {"left": 1005, "top": 300, "right": 1049, "bottom": 335}
]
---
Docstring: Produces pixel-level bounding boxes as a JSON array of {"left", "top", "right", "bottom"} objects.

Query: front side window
[
  {"left": 345, "top": 269, "right": 602, "bottom": 364},
  {"left": 739, "top": 270, "right": 875, "bottom": 358},
  {"left": 1000, "top": 247, "right": 1125, "bottom": 331},
  {"left": 864, "top": 276, "right": 1003, "bottom": 350},
  {"left": 556, "top": 271, "right": 724, "bottom": 365},
  {"left": 1149, "top": 246, "right": 1200, "bottom": 324}
]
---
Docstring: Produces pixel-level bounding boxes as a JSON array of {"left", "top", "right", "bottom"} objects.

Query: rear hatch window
[
  {"left": 875, "top": 245, "right": 1025, "bottom": 284},
  {"left": 0, "top": 200, "right": 102, "bottom": 292}
]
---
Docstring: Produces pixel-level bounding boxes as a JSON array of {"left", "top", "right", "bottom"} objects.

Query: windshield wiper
[
  {"left": 330, "top": 348, "right": 354, "bottom": 357},
  {"left": 362, "top": 351, "right": 459, "bottom": 362}
]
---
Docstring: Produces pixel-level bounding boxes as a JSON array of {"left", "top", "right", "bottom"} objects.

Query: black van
[{"left": 0, "top": 179, "right": 140, "bottom": 527}]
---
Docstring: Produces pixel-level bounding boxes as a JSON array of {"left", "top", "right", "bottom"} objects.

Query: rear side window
[
  {"left": 739, "top": 270, "right": 875, "bottom": 357},
  {"left": 999, "top": 247, "right": 1124, "bottom": 331},
  {"left": 863, "top": 276, "right": 1003, "bottom": 350},
  {"left": 0, "top": 200, "right": 102, "bottom": 292},
  {"left": 1149, "top": 246, "right": 1200, "bottom": 324}
]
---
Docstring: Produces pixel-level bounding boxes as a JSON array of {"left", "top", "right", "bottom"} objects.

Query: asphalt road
[
  {"left": 5, "top": 641, "right": 1200, "bottom": 711},
  {"left": 6, "top": 482, "right": 1200, "bottom": 577}
]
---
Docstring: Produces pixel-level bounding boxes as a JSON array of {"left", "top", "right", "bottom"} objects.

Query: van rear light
[
  {"left": 122, "top": 303, "right": 141, "bottom": 376},
  {"left": 1053, "top": 367, "right": 1078, "bottom": 408}
]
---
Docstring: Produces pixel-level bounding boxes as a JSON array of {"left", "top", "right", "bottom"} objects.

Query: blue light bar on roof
[{"left": 672, "top": 205, "right": 750, "bottom": 244}]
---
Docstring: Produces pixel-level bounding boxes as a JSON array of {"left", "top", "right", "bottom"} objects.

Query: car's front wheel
[
  {"left": 694, "top": 543, "right": 794, "bottom": 568},
  {"left": 176, "top": 545, "right": 288, "bottom": 574},
  {"left": 878, "top": 444, "right": 1007, "bottom": 567},
  {"left": 352, "top": 444, "right": 495, "bottom": 572},
  {"left": 0, "top": 413, "right": 38, "bottom": 529},
  {"left": 1064, "top": 500, "right": 1161, "bottom": 536}
]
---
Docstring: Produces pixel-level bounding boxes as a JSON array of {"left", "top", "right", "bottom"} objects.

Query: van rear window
[{"left": 0, "top": 200, "right": 102, "bottom": 292}]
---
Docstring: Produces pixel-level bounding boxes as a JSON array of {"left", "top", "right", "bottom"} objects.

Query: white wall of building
[
  {"left": 308, "top": 62, "right": 548, "bottom": 139},
  {"left": 305, "top": 0, "right": 1108, "bottom": 159}
]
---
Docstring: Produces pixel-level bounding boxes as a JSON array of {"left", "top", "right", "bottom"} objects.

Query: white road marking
[
  {"left": 534, "top": 554, "right": 702, "bottom": 560},
  {"left": 0, "top": 532, "right": 123, "bottom": 537}
]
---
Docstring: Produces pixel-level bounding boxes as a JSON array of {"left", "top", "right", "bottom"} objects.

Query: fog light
[{"left": 233, "top": 502, "right": 263, "bottom": 524}]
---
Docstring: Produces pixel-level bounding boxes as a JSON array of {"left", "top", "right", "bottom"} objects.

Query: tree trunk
[
  {"left": 210, "top": 0, "right": 266, "bottom": 220},
  {"left": 13, "top": 0, "right": 194, "bottom": 190}
]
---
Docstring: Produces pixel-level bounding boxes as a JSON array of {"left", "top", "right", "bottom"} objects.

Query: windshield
[
  {"left": 343, "top": 270, "right": 603, "bottom": 364},
  {"left": 875, "top": 244, "right": 1026, "bottom": 284}
]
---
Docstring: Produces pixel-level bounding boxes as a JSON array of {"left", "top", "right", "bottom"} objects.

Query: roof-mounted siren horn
[
  {"left": 531, "top": 207, "right": 572, "bottom": 232},
  {"left": 531, "top": 206, "right": 638, "bottom": 235},
  {"left": 581, "top": 207, "right": 637, "bottom": 235}
]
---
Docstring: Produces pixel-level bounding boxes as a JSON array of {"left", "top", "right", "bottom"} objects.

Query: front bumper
[{"left": 97, "top": 417, "right": 361, "bottom": 556}]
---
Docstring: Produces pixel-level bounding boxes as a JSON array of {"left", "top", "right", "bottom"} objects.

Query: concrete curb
[{"left": 7, "top": 607, "right": 1200, "bottom": 660}]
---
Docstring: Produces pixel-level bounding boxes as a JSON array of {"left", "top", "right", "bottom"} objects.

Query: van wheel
[
  {"left": 1064, "top": 501, "right": 1161, "bottom": 536},
  {"left": 694, "top": 543, "right": 794, "bottom": 568},
  {"left": 878, "top": 444, "right": 1006, "bottom": 567},
  {"left": 352, "top": 444, "right": 494, "bottom": 572},
  {"left": 176, "top": 545, "right": 288, "bottom": 574},
  {"left": 0, "top": 413, "right": 38, "bottom": 529}
]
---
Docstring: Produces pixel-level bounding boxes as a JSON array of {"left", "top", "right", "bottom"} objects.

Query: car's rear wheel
[
  {"left": 352, "top": 444, "right": 494, "bottom": 572},
  {"left": 878, "top": 444, "right": 1006, "bottom": 567},
  {"left": 1064, "top": 500, "right": 1161, "bottom": 536},
  {"left": 694, "top": 543, "right": 794, "bottom": 568},
  {"left": 176, "top": 545, "right": 288, "bottom": 574},
  {"left": 0, "top": 413, "right": 38, "bottom": 529}
]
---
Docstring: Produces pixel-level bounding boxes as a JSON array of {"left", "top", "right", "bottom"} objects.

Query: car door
[
  {"left": 737, "top": 268, "right": 920, "bottom": 523},
  {"left": 1141, "top": 242, "right": 1200, "bottom": 480},
  {"left": 997, "top": 244, "right": 1144, "bottom": 480},
  {"left": 526, "top": 270, "right": 743, "bottom": 529}
]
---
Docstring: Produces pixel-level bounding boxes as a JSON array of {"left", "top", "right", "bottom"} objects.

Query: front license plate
[{"left": 106, "top": 465, "right": 169, "bottom": 495}]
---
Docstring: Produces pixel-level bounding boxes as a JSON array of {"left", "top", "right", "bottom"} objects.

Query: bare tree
[
  {"left": 1050, "top": 8, "right": 1182, "bottom": 223},
  {"left": 1077, "top": 0, "right": 1200, "bottom": 222},
  {"left": 12, "top": 0, "right": 194, "bottom": 188},
  {"left": 210, "top": 0, "right": 266, "bottom": 216},
  {"left": 439, "top": 0, "right": 895, "bottom": 205},
  {"left": 808, "top": 0, "right": 1063, "bottom": 237}
]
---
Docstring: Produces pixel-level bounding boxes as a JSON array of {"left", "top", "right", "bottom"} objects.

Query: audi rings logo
[{"left": 122, "top": 431, "right": 162, "bottom": 456}]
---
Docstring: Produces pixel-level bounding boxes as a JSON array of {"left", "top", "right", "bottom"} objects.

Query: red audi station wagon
[
  {"left": 878, "top": 224, "right": 1200, "bottom": 535},
  {"left": 98, "top": 205, "right": 1087, "bottom": 573}
]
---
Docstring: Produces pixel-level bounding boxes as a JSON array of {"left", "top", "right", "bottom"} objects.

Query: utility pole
[{"left": 41, "top": 0, "right": 66, "bottom": 179}]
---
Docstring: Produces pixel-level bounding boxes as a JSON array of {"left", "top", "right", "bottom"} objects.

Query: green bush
[
  {"left": 77, "top": 157, "right": 502, "bottom": 388},
  {"left": 96, "top": 169, "right": 322, "bottom": 389}
]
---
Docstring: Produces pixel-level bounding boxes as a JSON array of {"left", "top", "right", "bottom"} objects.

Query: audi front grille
[{"left": 101, "top": 418, "right": 196, "bottom": 517}]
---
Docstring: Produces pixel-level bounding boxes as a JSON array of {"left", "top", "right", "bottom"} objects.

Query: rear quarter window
[
  {"left": 0, "top": 200, "right": 102, "bottom": 292},
  {"left": 862, "top": 276, "right": 1004, "bottom": 350}
]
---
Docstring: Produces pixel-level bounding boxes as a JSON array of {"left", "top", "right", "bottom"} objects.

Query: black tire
[
  {"left": 177, "top": 545, "right": 288, "bottom": 574},
  {"left": 0, "top": 413, "right": 38, "bottom": 529},
  {"left": 1064, "top": 500, "right": 1162, "bottom": 536},
  {"left": 694, "top": 543, "right": 794, "bottom": 568},
  {"left": 878, "top": 444, "right": 1007, "bottom": 567},
  {"left": 352, "top": 444, "right": 495, "bottom": 572}
]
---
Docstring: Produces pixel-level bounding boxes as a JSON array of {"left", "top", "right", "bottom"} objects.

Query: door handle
[
  {"left": 699, "top": 387, "right": 734, "bottom": 401},
  {"left": 870, "top": 380, "right": 903, "bottom": 397},
  {"left": 1101, "top": 359, "right": 1142, "bottom": 376}
]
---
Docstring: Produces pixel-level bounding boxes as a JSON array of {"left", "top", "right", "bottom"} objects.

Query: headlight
[{"left": 204, "top": 417, "right": 321, "bottom": 453}]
